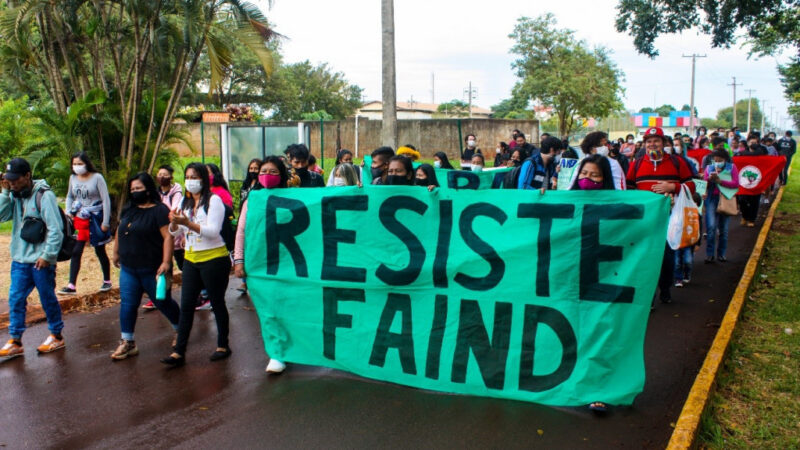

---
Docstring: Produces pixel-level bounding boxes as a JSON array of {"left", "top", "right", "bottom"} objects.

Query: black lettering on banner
[
  {"left": 517, "top": 204, "right": 575, "bottom": 297},
  {"left": 266, "top": 196, "right": 310, "bottom": 277},
  {"left": 425, "top": 294, "right": 448, "bottom": 380},
  {"left": 448, "top": 171, "right": 480, "bottom": 190},
  {"left": 454, "top": 203, "right": 507, "bottom": 291},
  {"left": 433, "top": 200, "right": 453, "bottom": 288},
  {"left": 580, "top": 204, "right": 643, "bottom": 302},
  {"left": 518, "top": 304, "right": 577, "bottom": 392},
  {"left": 321, "top": 195, "right": 368, "bottom": 282},
  {"left": 322, "top": 287, "right": 366, "bottom": 360},
  {"left": 376, "top": 196, "right": 428, "bottom": 286},
  {"left": 369, "top": 293, "right": 417, "bottom": 375},
  {"left": 451, "top": 300, "right": 512, "bottom": 390}
]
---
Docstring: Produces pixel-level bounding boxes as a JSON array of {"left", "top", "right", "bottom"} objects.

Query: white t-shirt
[{"left": 169, "top": 194, "right": 226, "bottom": 252}]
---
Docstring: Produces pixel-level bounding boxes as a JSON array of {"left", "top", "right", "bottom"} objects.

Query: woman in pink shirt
[
  {"left": 703, "top": 149, "right": 740, "bottom": 263},
  {"left": 234, "top": 156, "right": 292, "bottom": 374}
]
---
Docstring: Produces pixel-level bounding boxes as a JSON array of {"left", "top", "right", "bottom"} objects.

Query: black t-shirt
[{"left": 118, "top": 203, "right": 170, "bottom": 270}]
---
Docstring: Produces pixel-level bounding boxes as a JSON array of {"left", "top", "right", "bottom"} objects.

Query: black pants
[
  {"left": 780, "top": 154, "right": 793, "bottom": 184},
  {"left": 174, "top": 255, "right": 231, "bottom": 356},
  {"left": 738, "top": 194, "right": 761, "bottom": 222},
  {"left": 174, "top": 249, "right": 185, "bottom": 271},
  {"left": 659, "top": 244, "right": 675, "bottom": 301},
  {"left": 69, "top": 240, "right": 111, "bottom": 285}
]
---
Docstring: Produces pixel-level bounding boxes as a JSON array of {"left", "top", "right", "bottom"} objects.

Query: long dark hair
[
  {"left": 123, "top": 172, "right": 160, "bottom": 214},
  {"left": 71, "top": 152, "right": 98, "bottom": 174},
  {"left": 181, "top": 162, "right": 212, "bottom": 212},
  {"left": 260, "top": 156, "right": 289, "bottom": 188},
  {"left": 570, "top": 155, "right": 615, "bottom": 190},
  {"left": 207, "top": 163, "right": 229, "bottom": 191},
  {"left": 433, "top": 151, "right": 454, "bottom": 169},
  {"left": 243, "top": 158, "right": 262, "bottom": 187},
  {"left": 416, "top": 163, "right": 439, "bottom": 187},
  {"left": 335, "top": 149, "right": 353, "bottom": 166}
]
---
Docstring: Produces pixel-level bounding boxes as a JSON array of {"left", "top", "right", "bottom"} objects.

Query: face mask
[
  {"left": 577, "top": 178, "right": 603, "bottom": 190},
  {"left": 749, "top": 143, "right": 760, "bottom": 150},
  {"left": 648, "top": 149, "right": 663, "bottom": 161},
  {"left": 714, "top": 162, "right": 726, "bottom": 171},
  {"left": 471, "top": 165, "right": 483, "bottom": 172},
  {"left": 185, "top": 179, "right": 202, "bottom": 194},
  {"left": 333, "top": 177, "right": 346, "bottom": 187},
  {"left": 130, "top": 191, "right": 149, "bottom": 205},
  {"left": 259, "top": 173, "right": 281, "bottom": 189},
  {"left": 512, "top": 159, "right": 522, "bottom": 167},
  {"left": 627, "top": 139, "right": 634, "bottom": 144},
  {"left": 385, "top": 175, "right": 410, "bottom": 186},
  {"left": 554, "top": 154, "right": 562, "bottom": 164},
  {"left": 208, "top": 174, "right": 214, "bottom": 185},
  {"left": 249, "top": 171, "right": 259, "bottom": 176},
  {"left": 674, "top": 146, "right": 683, "bottom": 154},
  {"left": 158, "top": 177, "right": 172, "bottom": 187},
  {"left": 496, "top": 148, "right": 501, "bottom": 154},
  {"left": 73, "top": 165, "right": 87, "bottom": 175},
  {"left": 415, "top": 178, "right": 430, "bottom": 187},
  {"left": 371, "top": 166, "right": 384, "bottom": 179},
  {"left": 595, "top": 146, "right": 609, "bottom": 157},
  {"left": 11, "top": 184, "right": 32, "bottom": 199},
  {"left": 663, "top": 146, "right": 673, "bottom": 154},
  {"left": 699, "top": 130, "right": 706, "bottom": 136},
  {"left": 433, "top": 161, "right": 441, "bottom": 169},
  {"left": 467, "top": 140, "right": 476, "bottom": 147}
]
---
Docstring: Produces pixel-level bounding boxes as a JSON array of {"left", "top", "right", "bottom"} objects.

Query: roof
[{"left": 359, "top": 101, "right": 492, "bottom": 115}]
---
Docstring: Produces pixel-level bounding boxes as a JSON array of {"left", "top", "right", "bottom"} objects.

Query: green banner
[
  {"left": 435, "top": 168, "right": 510, "bottom": 190},
  {"left": 245, "top": 187, "right": 669, "bottom": 406}
]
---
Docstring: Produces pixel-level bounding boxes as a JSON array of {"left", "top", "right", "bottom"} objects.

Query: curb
[
  {"left": 0, "top": 272, "right": 182, "bottom": 332},
  {"left": 666, "top": 183, "right": 788, "bottom": 449}
]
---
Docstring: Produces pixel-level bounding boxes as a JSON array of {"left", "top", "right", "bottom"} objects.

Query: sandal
[
  {"left": 589, "top": 401, "right": 609, "bottom": 413},
  {"left": 160, "top": 353, "right": 185, "bottom": 367}
]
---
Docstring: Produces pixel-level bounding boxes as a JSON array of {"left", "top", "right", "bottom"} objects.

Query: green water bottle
[{"left": 155, "top": 273, "right": 167, "bottom": 301}]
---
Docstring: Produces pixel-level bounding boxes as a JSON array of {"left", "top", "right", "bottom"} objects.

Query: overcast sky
[{"left": 261, "top": 0, "right": 794, "bottom": 129}]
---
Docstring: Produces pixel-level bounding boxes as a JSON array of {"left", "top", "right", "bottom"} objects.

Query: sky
[{"left": 260, "top": 0, "right": 794, "bottom": 129}]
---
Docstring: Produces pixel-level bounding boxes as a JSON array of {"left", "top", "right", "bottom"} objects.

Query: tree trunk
[{"left": 380, "top": 0, "right": 397, "bottom": 149}]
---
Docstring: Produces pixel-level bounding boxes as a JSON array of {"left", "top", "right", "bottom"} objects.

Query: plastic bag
[{"left": 667, "top": 185, "right": 700, "bottom": 250}]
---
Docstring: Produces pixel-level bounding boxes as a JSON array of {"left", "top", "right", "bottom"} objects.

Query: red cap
[{"left": 643, "top": 127, "right": 664, "bottom": 139}]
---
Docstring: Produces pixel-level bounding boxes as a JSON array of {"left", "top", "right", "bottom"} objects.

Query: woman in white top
[
  {"left": 569, "top": 131, "right": 626, "bottom": 190},
  {"left": 161, "top": 162, "right": 231, "bottom": 366}
]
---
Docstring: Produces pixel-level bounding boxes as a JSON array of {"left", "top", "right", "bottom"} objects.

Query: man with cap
[
  {"left": 627, "top": 127, "right": 696, "bottom": 306},
  {"left": 0, "top": 158, "right": 66, "bottom": 358}
]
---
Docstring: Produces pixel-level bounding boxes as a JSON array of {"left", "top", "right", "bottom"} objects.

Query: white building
[{"left": 356, "top": 101, "right": 492, "bottom": 120}]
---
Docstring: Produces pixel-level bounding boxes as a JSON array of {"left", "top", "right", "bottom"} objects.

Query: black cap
[{"left": 4, "top": 158, "right": 31, "bottom": 181}]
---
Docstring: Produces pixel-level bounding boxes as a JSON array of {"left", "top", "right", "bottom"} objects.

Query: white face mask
[
  {"left": 333, "top": 177, "right": 346, "bottom": 187},
  {"left": 467, "top": 140, "right": 476, "bottom": 147},
  {"left": 674, "top": 146, "right": 683, "bottom": 154},
  {"left": 185, "top": 179, "right": 202, "bottom": 194},
  {"left": 73, "top": 165, "right": 87, "bottom": 175},
  {"left": 595, "top": 146, "right": 609, "bottom": 157},
  {"left": 496, "top": 148, "right": 501, "bottom": 154},
  {"left": 699, "top": 130, "right": 706, "bottom": 136},
  {"left": 627, "top": 139, "right": 634, "bottom": 144},
  {"left": 663, "top": 146, "right": 673, "bottom": 154},
  {"left": 471, "top": 165, "right": 483, "bottom": 172},
  {"left": 434, "top": 161, "right": 441, "bottom": 169}
]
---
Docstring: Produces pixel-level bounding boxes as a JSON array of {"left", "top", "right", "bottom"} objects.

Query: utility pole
[
  {"left": 761, "top": 100, "right": 767, "bottom": 132},
  {"left": 430, "top": 73, "right": 435, "bottom": 104},
  {"left": 744, "top": 89, "right": 756, "bottom": 133},
  {"left": 463, "top": 82, "right": 478, "bottom": 118},
  {"left": 769, "top": 106, "right": 775, "bottom": 132},
  {"left": 682, "top": 54, "right": 706, "bottom": 136},
  {"left": 727, "top": 77, "right": 743, "bottom": 128},
  {"left": 380, "top": 0, "right": 397, "bottom": 148}
]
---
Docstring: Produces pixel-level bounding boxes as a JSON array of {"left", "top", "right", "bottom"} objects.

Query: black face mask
[
  {"left": 415, "top": 177, "right": 431, "bottom": 187},
  {"left": 511, "top": 159, "right": 522, "bottom": 167},
  {"left": 294, "top": 167, "right": 309, "bottom": 177},
  {"left": 750, "top": 143, "right": 760, "bottom": 150},
  {"left": 371, "top": 166, "right": 384, "bottom": 179},
  {"left": 158, "top": 177, "right": 172, "bottom": 187},
  {"left": 11, "top": 184, "right": 32, "bottom": 199},
  {"left": 130, "top": 191, "right": 149, "bottom": 205},
  {"left": 386, "top": 175, "right": 411, "bottom": 186}
]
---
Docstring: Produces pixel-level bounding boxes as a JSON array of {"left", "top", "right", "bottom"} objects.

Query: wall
[{"left": 171, "top": 118, "right": 540, "bottom": 162}]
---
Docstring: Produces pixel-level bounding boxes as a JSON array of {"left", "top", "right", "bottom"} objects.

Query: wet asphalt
[{"left": 0, "top": 216, "right": 762, "bottom": 449}]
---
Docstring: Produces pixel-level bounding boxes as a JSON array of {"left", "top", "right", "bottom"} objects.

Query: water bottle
[{"left": 155, "top": 273, "right": 167, "bottom": 301}]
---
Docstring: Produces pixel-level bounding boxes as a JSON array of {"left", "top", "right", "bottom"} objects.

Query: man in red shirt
[{"left": 627, "top": 127, "right": 696, "bottom": 305}]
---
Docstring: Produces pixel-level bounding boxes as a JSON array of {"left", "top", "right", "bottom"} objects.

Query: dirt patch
[{"left": 771, "top": 212, "right": 800, "bottom": 235}]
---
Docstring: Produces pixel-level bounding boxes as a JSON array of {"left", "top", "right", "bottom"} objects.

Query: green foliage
[
  {"left": 509, "top": 13, "right": 624, "bottom": 137},
  {"left": 638, "top": 107, "right": 655, "bottom": 113},
  {"left": 301, "top": 110, "right": 334, "bottom": 121},
  {"left": 0, "top": 96, "right": 40, "bottom": 163},
  {"left": 654, "top": 104, "right": 676, "bottom": 117},
  {"left": 778, "top": 57, "right": 800, "bottom": 130},
  {"left": 268, "top": 61, "right": 363, "bottom": 121},
  {"left": 436, "top": 99, "right": 470, "bottom": 117},
  {"left": 490, "top": 95, "right": 531, "bottom": 119},
  {"left": 714, "top": 98, "right": 766, "bottom": 130}
]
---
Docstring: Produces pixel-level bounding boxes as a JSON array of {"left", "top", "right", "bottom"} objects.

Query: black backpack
[
  {"left": 502, "top": 159, "right": 529, "bottom": 189},
  {"left": 34, "top": 188, "right": 77, "bottom": 262},
  {"left": 220, "top": 203, "right": 235, "bottom": 252}
]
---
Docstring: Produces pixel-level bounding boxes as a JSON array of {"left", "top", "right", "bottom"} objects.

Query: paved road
[{"left": 0, "top": 217, "right": 763, "bottom": 449}]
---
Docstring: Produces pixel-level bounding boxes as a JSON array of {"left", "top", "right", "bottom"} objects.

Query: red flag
[
  {"left": 686, "top": 149, "right": 711, "bottom": 172},
  {"left": 733, "top": 156, "right": 787, "bottom": 195}
]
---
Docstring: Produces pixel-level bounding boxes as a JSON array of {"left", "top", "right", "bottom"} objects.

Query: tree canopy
[{"left": 509, "top": 13, "right": 624, "bottom": 137}]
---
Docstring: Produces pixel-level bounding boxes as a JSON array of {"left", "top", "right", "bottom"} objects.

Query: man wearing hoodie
[{"left": 0, "top": 158, "right": 65, "bottom": 358}]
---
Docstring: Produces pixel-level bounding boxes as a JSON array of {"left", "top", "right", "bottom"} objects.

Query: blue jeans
[
  {"left": 8, "top": 261, "right": 63, "bottom": 339},
  {"left": 705, "top": 195, "right": 730, "bottom": 258},
  {"left": 674, "top": 247, "right": 693, "bottom": 281},
  {"left": 119, "top": 265, "right": 180, "bottom": 340}
]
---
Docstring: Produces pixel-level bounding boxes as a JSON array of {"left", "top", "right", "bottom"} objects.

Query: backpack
[
  {"left": 219, "top": 203, "right": 235, "bottom": 252},
  {"left": 502, "top": 158, "right": 529, "bottom": 189},
  {"left": 34, "top": 188, "right": 77, "bottom": 262}
]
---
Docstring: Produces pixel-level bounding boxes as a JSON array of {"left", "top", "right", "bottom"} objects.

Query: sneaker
[
  {"left": 266, "top": 358, "right": 286, "bottom": 373},
  {"left": 100, "top": 282, "right": 112, "bottom": 292},
  {"left": 682, "top": 278, "right": 691, "bottom": 285},
  {"left": 762, "top": 198, "right": 770, "bottom": 204},
  {"left": 142, "top": 300, "right": 156, "bottom": 311},
  {"left": 0, "top": 340, "right": 24, "bottom": 358},
  {"left": 740, "top": 218, "right": 747, "bottom": 226},
  {"left": 747, "top": 222, "right": 756, "bottom": 228},
  {"left": 37, "top": 334, "right": 65, "bottom": 354},
  {"left": 195, "top": 300, "right": 212, "bottom": 311},
  {"left": 674, "top": 281, "right": 684, "bottom": 288},
  {"left": 110, "top": 340, "right": 138, "bottom": 360},
  {"left": 58, "top": 286, "right": 77, "bottom": 296}
]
